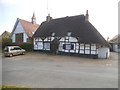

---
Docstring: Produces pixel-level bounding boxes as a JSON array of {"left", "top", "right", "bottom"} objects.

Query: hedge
[{"left": 19, "top": 43, "right": 33, "bottom": 52}]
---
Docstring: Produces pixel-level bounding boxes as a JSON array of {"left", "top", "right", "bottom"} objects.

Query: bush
[{"left": 19, "top": 43, "right": 33, "bottom": 52}]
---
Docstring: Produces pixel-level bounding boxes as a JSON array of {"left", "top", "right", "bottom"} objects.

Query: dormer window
[
  {"left": 52, "top": 33, "right": 55, "bottom": 37},
  {"left": 67, "top": 32, "right": 72, "bottom": 36}
]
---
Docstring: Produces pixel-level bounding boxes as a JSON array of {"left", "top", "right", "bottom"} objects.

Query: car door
[
  {"left": 11, "top": 47, "right": 18, "bottom": 55},
  {"left": 16, "top": 47, "right": 22, "bottom": 55}
]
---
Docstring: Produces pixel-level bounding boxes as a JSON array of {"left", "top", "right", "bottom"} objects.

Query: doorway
[{"left": 50, "top": 38, "right": 60, "bottom": 54}]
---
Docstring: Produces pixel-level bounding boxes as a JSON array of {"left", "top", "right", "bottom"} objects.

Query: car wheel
[{"left": 9, "top": 54, "right": 13, "bottom": 57}]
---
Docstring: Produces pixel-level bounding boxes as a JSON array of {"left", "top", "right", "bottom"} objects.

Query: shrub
[{"left": 19, "top": 43, "right": 33, "bottom": 52}]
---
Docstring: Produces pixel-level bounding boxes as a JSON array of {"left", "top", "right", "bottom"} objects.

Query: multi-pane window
[
  {"left": 37, "top": 41, "right": 43, "bottom": 50},
  {"left": 85, "top": 44, "right": 90, "bottom": 54},
  {"left": 63, "top": 44, "right": 74, "bottom": 50},
  {"left": 15, "top": 33, "right": 23, "bottom": 43},
  {"left": 44, "top": 42, "right": 50, "bottom": 50},
  {"left": 91, "top": 44, "right": 96, "bottom": 54},
  {"left": 79, "top": 44, "right": 84, "bottom": 54}
]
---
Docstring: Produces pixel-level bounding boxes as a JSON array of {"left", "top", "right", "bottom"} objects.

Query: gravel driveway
[{"left": 2, "top": 52, "right": 118, "bottom": 88}]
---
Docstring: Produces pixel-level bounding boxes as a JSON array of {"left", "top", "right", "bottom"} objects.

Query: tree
[{"left": 1, "top": 36, "right": 12, "bottom": 49}]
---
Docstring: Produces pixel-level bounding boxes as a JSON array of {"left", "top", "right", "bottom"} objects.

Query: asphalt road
[{"left": 2, "top": 52, "right": 118, "bottom": 88}]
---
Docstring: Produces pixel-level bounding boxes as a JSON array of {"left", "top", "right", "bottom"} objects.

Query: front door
[{"left": 50, "top": 38, "right": 59, "bottom": 54}]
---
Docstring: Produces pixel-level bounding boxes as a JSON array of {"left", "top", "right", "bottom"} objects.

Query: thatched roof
[{"left": 33, "top": 15, "right": 110, "bottom": 47}]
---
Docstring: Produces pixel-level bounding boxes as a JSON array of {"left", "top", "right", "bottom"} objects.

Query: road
[{"left": 2, "top": 52, "right": 118, "bottom": 88}]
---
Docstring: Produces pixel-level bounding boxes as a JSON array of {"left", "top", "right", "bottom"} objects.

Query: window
[
  {"left": 85, "top": 44, "right": 90, "bottom": 49},
  {"left": 52, "top": 33, "right": 55, "bottom": 37},
  {"left": 11, "top": 47, "right": 21, "bottom": 50},
  {"left": 80, "top": 44, "right": 84, "bottom": 49},
  {"left": 44, "top": 42, "right": 50, "bottom": 49},
  {"left": 15, "top": 33, "right": 23, "bottom": 43},
  {"left": 79, "top": 44, "right": 84, "bottom": 54},
  {"left": 67, "top": 32, "right": 72, "bottom": 37},
  {"left": 91, "top": 44, "right": 97, "bottom": 54},
  {"left": 63, "top": 44, "right": 74, "bottom": 50},
  {"left": 37, "top": 42, "right": 43, "bottom": 49},
  {"left": 85, "top": 44, "right": 90, "bottom": 54}
]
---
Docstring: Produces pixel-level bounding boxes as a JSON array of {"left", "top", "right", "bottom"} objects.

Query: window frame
[
  {"left": 15, "top": 33, "right": 23, "bottom": 43},
  {"left": 63, "top": 44, "right": 74, "bottom": 50}
]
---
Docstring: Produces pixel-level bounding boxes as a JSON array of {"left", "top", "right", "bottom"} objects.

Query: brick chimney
[
  {"left": 46, "top": 13, "right": 52, "bottom": 22},
  {"left": 31, "top": 12, "right": 36, "bottom": 25},
  {"left": 85, "top": 10, "right": 89, "bottom": 21}
]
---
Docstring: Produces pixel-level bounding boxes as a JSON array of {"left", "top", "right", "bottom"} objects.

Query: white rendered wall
[
  {"left": 11, "top": 21, "right": 28, "bottom": 43},
  {"left": 59, "top": 37, "right": 98, "bottom": 55},
  {"left": 34, "top": 38, "right": 43, "bottom": 50},
  {"left": 113, "top": 44, "right": 120, "bottom": 52},
  {"left": 59, "top": 37, "right": 78, "bottom": 53},
  {"left": 98, "top": 47, "right": 110, "bottom": 59},
  {"left": 69, "top": 37, "right": 78, "bottom": 42},
  {"left": 34, "top": 38, "right": 38, "bottom": 50}
]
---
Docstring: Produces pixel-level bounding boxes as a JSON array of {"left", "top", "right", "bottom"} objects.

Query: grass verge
[{"left": 2, "top": 85, "right": 27, "bottom": 89}]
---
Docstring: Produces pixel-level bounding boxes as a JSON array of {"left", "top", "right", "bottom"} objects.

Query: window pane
[
  {"left": 80, "top": 44, "right": 84, "bottom": 49},
  {"left": 44, "top": 43, "right": 50, "bottom": 49},
  {"left": 85, "top": 44, "right": 90, "bottom": 49},
  {"left": 66, "top": 44, "right": 71, "bottom": 49},
  {"left": 71, "top": 44, "right": 74, "bottom": 49},
  {"left": 63, "top": 44, "right": 74, "bottom": 50},
  {"left": 80, "top": 50, "right": 84, "bottom": 54},
  {"left": 37, "top": 42, "right": 43, "bottom": 49},
  {"left": 15, "top": 33, "right": 23, "bottom": 43},
  {"left": 91, "top": 45, "right": 96, "bottom": 50}
]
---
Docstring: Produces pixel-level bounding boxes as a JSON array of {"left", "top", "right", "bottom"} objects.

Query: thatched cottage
[{"left": 33, "top": 10, "right": 110, "bottom": 59}]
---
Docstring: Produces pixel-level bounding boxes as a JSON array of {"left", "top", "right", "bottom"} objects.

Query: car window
[
  {"left": 14, "top": 47, "right": 21, "bottom": 50},
  {"left": 10, "top": 47, "right": 21, "bottom": 50},
  {"left": 17, "top": 48, "right": 22, "bottom": 50},
  {"left": 4, "top": 47, "right": 9, "bottom": 52},
  {"left": 10, "top": 47, "right": 15, "bottom": 50}
]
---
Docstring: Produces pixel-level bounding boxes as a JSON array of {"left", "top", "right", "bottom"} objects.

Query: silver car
[{"left": 4, "top": 46, "right": 26, "bottom": 57}]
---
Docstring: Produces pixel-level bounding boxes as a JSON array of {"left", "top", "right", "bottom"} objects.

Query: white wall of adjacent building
[
  {"left": 113, "top": 44, "right": 120, "bottom": 52},
  {"left": 11, "top": 21, "right": 28, "bottom": 43},
  {"left": 98, "top": 47, "right": 110, "bottom": 59}
]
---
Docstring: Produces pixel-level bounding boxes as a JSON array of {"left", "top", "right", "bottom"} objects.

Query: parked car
[{"left": 4, "top": 46, "right": 26, "bottom": 57}]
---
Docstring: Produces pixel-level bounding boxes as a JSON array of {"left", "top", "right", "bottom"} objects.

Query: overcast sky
[{"left": 0, "top": 0, "right": 119, "bottom": 40}]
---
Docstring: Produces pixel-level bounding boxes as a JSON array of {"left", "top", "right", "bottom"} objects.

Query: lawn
[{"left": 1, "top": 85, "right": 30, "bottom": 90}]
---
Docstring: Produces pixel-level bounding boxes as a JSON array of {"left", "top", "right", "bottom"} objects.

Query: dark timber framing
[{"left": 34, "top": 37, "right": 98, "bottom": 56}]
